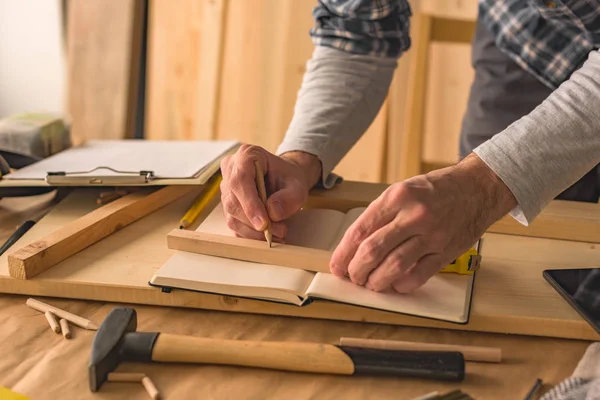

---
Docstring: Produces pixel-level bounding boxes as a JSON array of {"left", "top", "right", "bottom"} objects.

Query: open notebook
[{"left": 150, "top": 203, "right": 477, "bottom": 324}]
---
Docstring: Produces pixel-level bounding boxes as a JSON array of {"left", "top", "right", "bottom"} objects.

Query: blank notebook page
[{"left": 6, "top": 139, "right": 238, "bottom": 179}]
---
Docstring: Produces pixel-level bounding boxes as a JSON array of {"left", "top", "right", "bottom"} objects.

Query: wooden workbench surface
[{"left": 0, "top": 192, "right": 594, "bottom": 399}]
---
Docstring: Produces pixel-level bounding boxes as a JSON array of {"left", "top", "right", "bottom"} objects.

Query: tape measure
[{"left": 439, "top": 247, "right": 481, "bottom": 275}]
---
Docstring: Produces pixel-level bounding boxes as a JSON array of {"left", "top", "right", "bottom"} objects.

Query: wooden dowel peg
[
  {"left": 107, "top": 372, "right": 146, "bottom": 382},
  {"left": 142, "top": 376, "right": 161, "bottom": 400},
  {"left": 26, "top": 298, "right": 99, "bottom": 330},
  {"left": 59, "top": 319, "right": 72, "bottom": 339},
  {"left": 339, "top": 337, "right": 502, "bottom": 363},
  {"left": 45, "top": 311, "right": 60, "bottom": 333}
]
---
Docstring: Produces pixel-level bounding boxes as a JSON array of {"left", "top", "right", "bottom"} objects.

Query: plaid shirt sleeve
[{"left": 310, "top": 0, "right": 412, "bottom": 58}]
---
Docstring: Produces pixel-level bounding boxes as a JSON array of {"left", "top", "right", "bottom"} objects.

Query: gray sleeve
[
  {"left": 276, "top": 46, "right": 398, "bottom": 187},
  {"left": 473, "top": 49, "right": 600, "bottom": 225}
]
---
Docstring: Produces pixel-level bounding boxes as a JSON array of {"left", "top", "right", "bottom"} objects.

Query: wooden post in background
[
  {"left": 144, "top": 0, "right": 228, "bottom": 141},
  {"left": 66, "top": 0, "right": 145, "bottom": 143}
]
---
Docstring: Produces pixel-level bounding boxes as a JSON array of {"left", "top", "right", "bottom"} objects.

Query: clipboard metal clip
[{"left": 45, "top": 166, "right": 155, "bottom": 185}]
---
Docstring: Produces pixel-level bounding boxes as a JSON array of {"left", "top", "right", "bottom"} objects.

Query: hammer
[{"left": 89, "top": 308, "right": 465, "bottom": 391}]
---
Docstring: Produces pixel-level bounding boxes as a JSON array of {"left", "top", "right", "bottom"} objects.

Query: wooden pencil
[
  {"left": 26, "top": 298, "right": 98, "bottom": 330},
  {"left": 179, "top": 174, "right": 222, "bottom": 229},
  {"left": 253, "top": 161, "right": 272, "bottom": 247}
]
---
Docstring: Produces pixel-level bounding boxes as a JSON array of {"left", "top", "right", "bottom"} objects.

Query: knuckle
[
  {"left": 411, "top": 203, "right": 431, "bottom": 221},
  {"left": 239, "top": 144, "right": 263, "bottom": 158},
  {"left": 225, "top": 215, "right": 238, "bottom": 230},
  {"left": 229, "top": 167, "right": 248, "bottom": 185},
  {"left": 348, "top": 225, "right": 368, "bottom": 244},
  {"left": 358, "top": 240, "right": 381, "bottom": 262},
  {"left": 220, "top": 155, "right": 232, "bottom": 170},
  {"left": 387, "top": 183, "right": 409, "bottom": 203},
  {"left": 388, "top": 253, "right": 409, "bottom": 274},
  {"left": 222, "top": 193, "right": 241, "bottom": 216}
]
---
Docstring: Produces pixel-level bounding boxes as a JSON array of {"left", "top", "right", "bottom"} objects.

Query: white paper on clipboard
[{"left": 3, "top": 139, "right": 239, "bottom": 184}]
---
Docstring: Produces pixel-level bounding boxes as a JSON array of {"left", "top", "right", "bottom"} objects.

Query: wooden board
[
  {"left": 215, "top": 0, "right": 316, "bottom": 152},
  {"left": 422, "top": 43, "right": 474, "bottom": 166},
  {"left": 334, "top": 100, "right": 389, "bottom": 183},
  {"left": 66, "top": 0, "right": 144, "bottom": 143},
  {"left": 420, "top": 0, "right": 478, "bottom": 21},
  {"left": 0, "top": 182, "right": 599, "bottom": 341},
  {"left": 167, "top": 230, "right": 332, "bottom": 273},
  {"left": 7, "top": 186, "right": 200, "bottom": 279},
  {"left": 144, "top": 0, "right": 227, "bottom": 140}
]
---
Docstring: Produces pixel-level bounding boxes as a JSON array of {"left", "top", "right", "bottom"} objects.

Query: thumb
[{"left": 266, "top": 183, "right": 306, "bottom": 222}]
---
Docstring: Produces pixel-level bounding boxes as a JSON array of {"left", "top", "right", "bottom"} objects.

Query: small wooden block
[
  {"left": 44, "top": 311, "right": 60, "bottom": 333},
  {"left": 167, "top": 230, "right": 332, "bottom": 273},
  {"left": 59, "top": 319, "right": 71, "bottom": 339},
  {"left": 8, "top": 185, "right": 199, "bottom": 280},
  {"left": 142, "top": 376, "right": 161, "bottom": 400},
  {"left": 26, "top": 298, "right": 98, "bottom": 330},
  {"left": 108, "top": 372, "right": 146, "bottom": 382}
]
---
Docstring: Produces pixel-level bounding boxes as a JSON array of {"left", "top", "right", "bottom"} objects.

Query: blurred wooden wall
[{"left": 65, "top": 0, "right": 478, "bottom": 184}]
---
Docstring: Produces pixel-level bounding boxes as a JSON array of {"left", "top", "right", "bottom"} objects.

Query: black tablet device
[{"left": 543, "top": 268, "right": 600, "bottom": 335}]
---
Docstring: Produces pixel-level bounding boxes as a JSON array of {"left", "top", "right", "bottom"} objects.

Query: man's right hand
[{"left": 219, "top": 144, "right": 322, "bottom": 242}]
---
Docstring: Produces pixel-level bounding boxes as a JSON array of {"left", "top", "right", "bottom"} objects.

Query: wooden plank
[
  {"left": 431, "top": 18, "right": 476, "bottom": 43},
  {"left": 1, "top": 184, "right": 599, "bottom": 341},
  {"left": 167, "top": 230, "right": 331, "bottom": 273},
  {"left": 488, "top": 200, "right": 600, "bottom": 244},
  {"left": 215, "top": 0, "right": 315, "bottom": 152},
  {"left": 399, "top": 14, "right": 431, "bottom": 180},
  {"left": 422, "top": 43, "right": 474, "bottom": 166},
  {"left": 7, "top": 186, "right": 200, "bottom": 279},
  {"left": 66, "top": 0, "right": 144, "bottom": 143},
  {"left": 385, "top": 51, "right": 412, "bottom": 183},
  {"left": 419, "top": 0, "right": 478, "bottom": 21},
  {"left": 144, "top": 0, "right": 228, "bottom": 140},
  {"left": 334, "top": 101, "right": 389, "bottom": 183}
]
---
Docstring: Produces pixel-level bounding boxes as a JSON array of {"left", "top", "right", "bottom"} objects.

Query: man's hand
[
  {"left": 220, "top": 144, "right": 322, "bottom": 241},
  {"left": 329, "top": 153, "right": 517, "bottom": 293}
]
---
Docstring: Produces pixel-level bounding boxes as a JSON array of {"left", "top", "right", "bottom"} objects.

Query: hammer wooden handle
[
  {"left": 150, "top": 334, "right": 465, "bottom": 381},
  {"left": 152, "top": 334, "right": 353, "bottom": 374}
]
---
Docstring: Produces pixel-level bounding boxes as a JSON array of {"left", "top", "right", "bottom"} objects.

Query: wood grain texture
[
  {"left": 153, "top": 334, "right": 355, "bottom": 374},
  {"left": 66, "top": 0, "right": 144, "bottom": 143},
  {"left": 167, "top": 230, "right": 331, "bottom": 273},
  {"left": 334, "top": 100, "right": 389, "bottom": 183},
  {"left": 422, "top": 43, "right": 474, "bottom": 166},
  {"left": 399, "top": 14, "right": 431, "bottom": 180},
  {"left": 420, "top": 0, "right": 478, "bottom": 21},
  {"left": 144, "top": 0, "right": 227, "bottom": 140},
  {"left": 215, "top": 0, "right": 316, "bottom": 152},
  {"left": 385, "top": 51, "right": 412, "bottom": 183},
  {"left": 7, "top": 186, "right": 199, "bottom": 279},
  {"left": 1, "top": 184, "right": 599, "bottom": 340}
]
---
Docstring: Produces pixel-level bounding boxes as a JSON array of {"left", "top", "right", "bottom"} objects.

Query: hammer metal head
[{"left": 88, "top": 307, "right": 137, "bottom": 392}]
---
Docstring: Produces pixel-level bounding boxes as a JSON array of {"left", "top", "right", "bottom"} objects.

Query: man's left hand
[{"left": 329, "top": 153, "right": 517, "bottom": 293}]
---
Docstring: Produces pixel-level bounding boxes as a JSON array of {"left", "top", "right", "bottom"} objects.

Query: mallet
[{"left": 89, "top": 308, "right": 465, "bottom": 392}]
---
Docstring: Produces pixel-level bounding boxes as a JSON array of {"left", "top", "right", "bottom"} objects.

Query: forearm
[
  {"left": 277, "top": 46, "right": 397, "bottom": 187},
  {"left": 277, "top": 0, "right": 410, "bottom": 188},
  {"left": 473, "top": 50, "right": 600, "bottom": 225}
]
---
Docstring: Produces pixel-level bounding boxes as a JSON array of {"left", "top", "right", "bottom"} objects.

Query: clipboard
[
  {"left": 45, "top": 167, "right": 155, "bottom": 185},
  {"left": 0, "top": 139, "right": 240, "bottom": 187}
]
